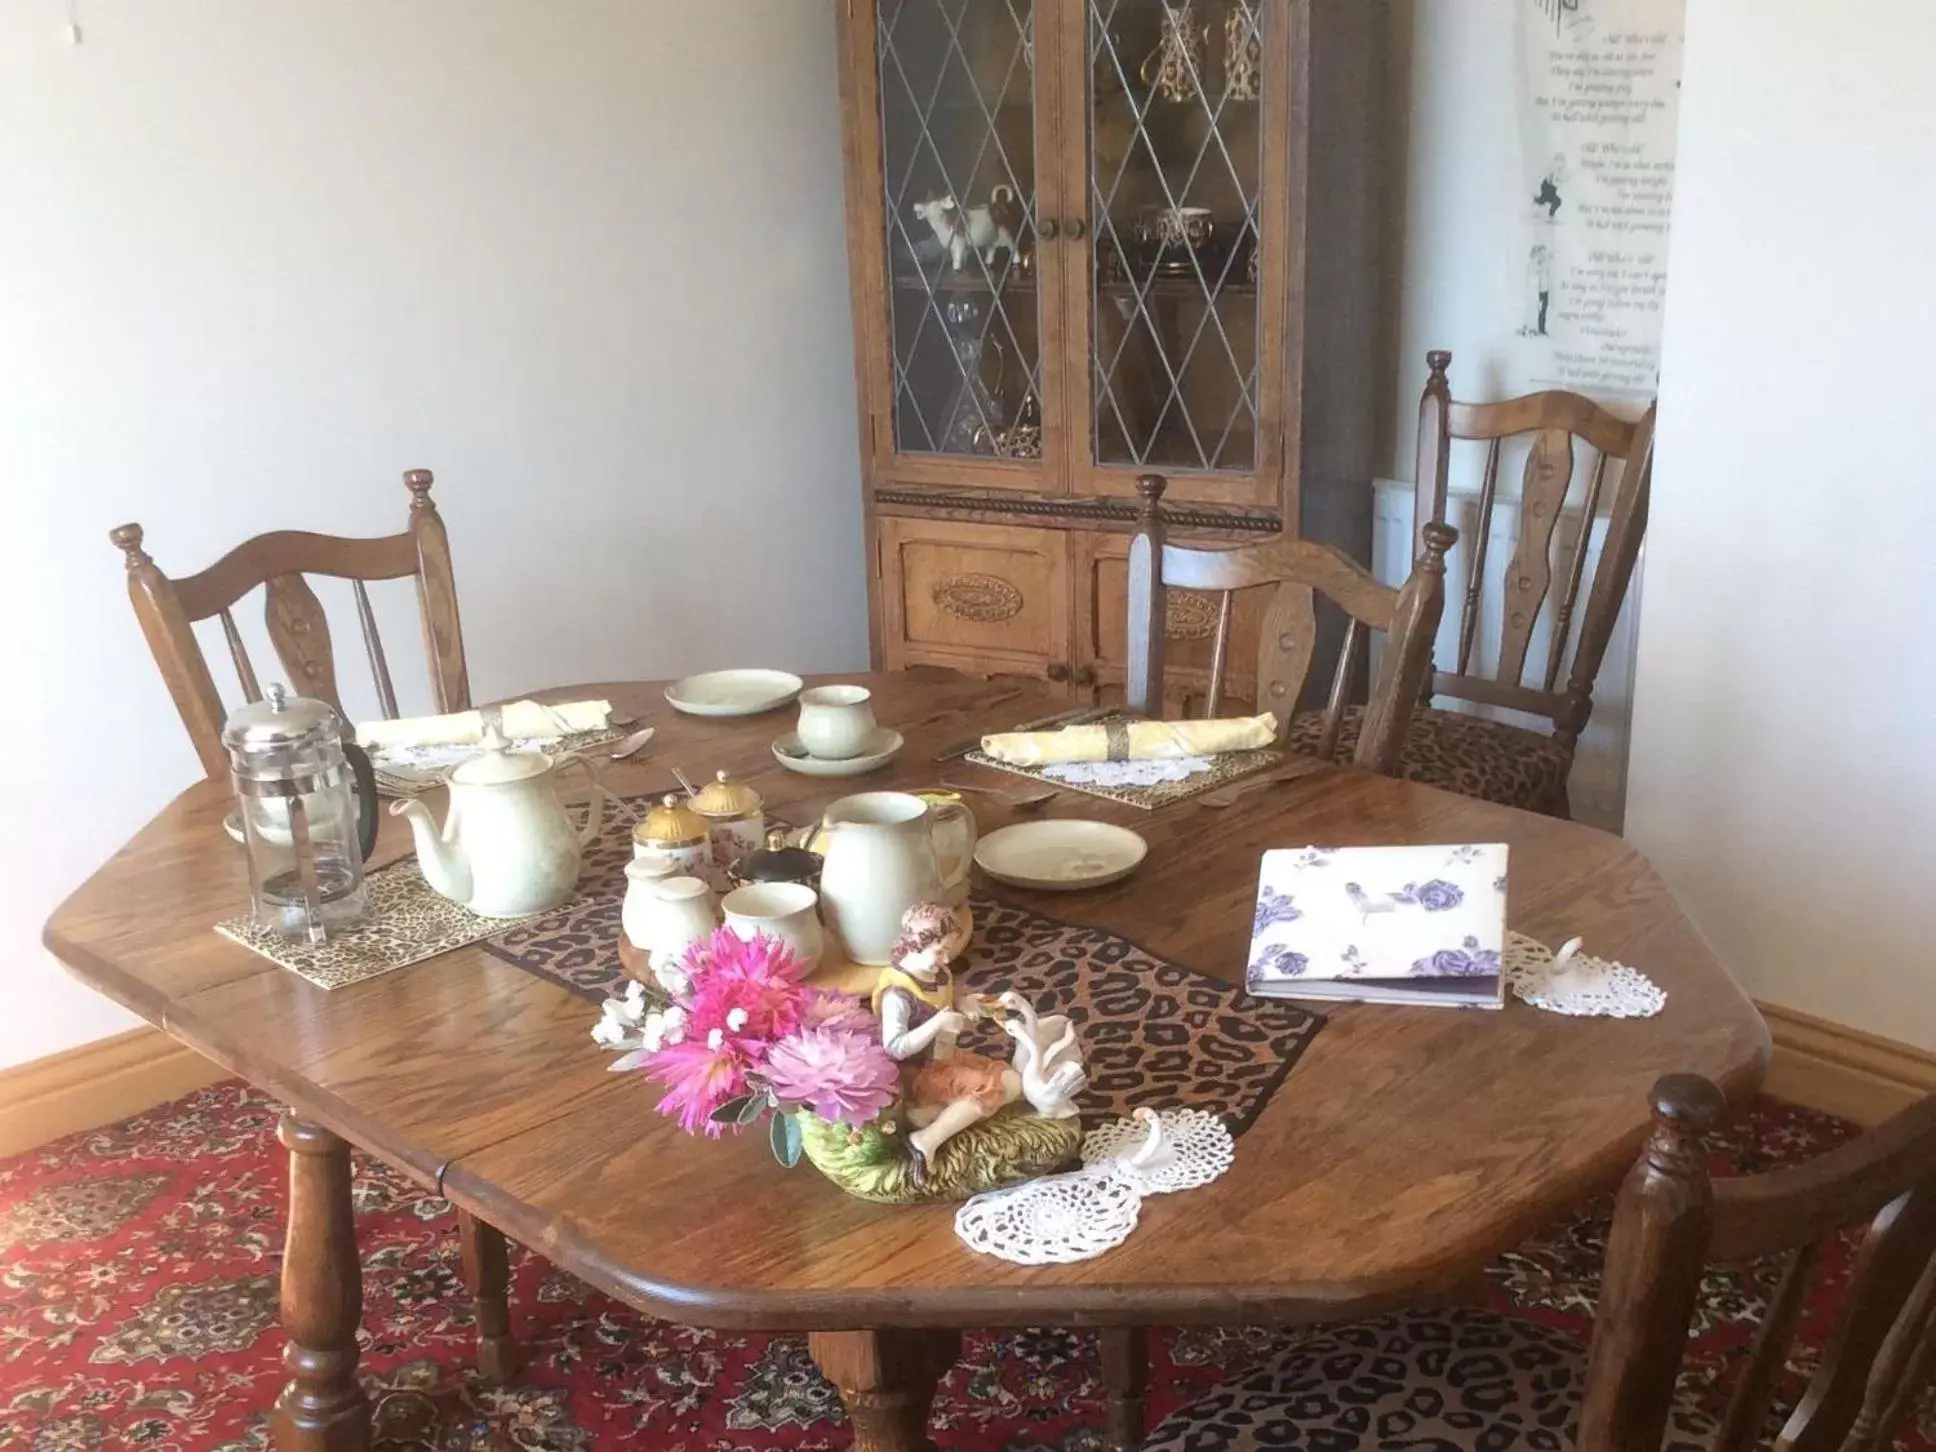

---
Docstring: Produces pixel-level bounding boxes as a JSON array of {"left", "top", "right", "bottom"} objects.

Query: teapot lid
[
  {"left": 222, "top": 683, "right": 344, "bottom": 752},
  {"left": 737, "top": 826, "right": 822, "bottom": 884},
  {"left": 449, "top": 731, "right": 551, "bottom": 786},
  {"left": 689, "top": 770, "right": 762, "bottom": 818},
  {"left": 634, "top": 792, "right": 708, "bottom": 845}
]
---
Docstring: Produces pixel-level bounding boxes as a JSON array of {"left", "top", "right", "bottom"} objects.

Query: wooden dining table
[{"left": 43, "top": 669, "right": 1769, "bottom": 1452}]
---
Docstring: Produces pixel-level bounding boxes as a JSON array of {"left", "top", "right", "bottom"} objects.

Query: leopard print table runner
[{"left": 482, "top": 800, "right": 1324, "bottom": 1136}]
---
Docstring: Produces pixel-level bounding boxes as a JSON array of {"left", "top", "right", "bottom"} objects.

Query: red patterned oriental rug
[{"left": 0, "top": 1083, "right": 1930, "bottom": 1452}]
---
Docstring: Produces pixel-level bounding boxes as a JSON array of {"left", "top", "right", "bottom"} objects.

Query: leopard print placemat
[
  {"left": 213, "top": 858, "right": 539, "bottom": 991},
  {"left": 479, "top": 801, "right": 1324, "bottom": 1136}
]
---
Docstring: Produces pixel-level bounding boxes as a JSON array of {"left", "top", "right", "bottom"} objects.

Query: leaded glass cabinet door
[
  {"left": 1068, "top": 0, "right": 1295, "bottom": 509},
  {"left": 849, "top": 0, "right": 1068, "bottom": 492}
]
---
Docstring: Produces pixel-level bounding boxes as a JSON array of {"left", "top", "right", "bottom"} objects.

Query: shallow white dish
[
  {"left": 665, "top": 669, "right": 804, "bottom": 718},
  {"left": 772, "top": 728, "right": 905, "bottom": 777},
  {"left": 974, "top": 819, "right": 1148, "bottom": 891}
]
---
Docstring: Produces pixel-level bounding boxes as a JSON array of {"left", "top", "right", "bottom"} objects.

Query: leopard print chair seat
[
  {"left": 1286, "top": 706, "right": 1573, "bottom": 817},
  {"left": 1143, "top": 1307, "right": 1716, "bottom": 1452}
]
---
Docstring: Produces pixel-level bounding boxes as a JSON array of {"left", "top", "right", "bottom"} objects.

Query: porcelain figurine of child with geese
[{"left": 872, "top": 902, "right": 1087, "bottom": 1185}]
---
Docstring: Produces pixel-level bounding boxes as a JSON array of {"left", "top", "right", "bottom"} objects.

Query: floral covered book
[{"left": 1245, "top": 844, "right": 1509, "bottom": 1009}]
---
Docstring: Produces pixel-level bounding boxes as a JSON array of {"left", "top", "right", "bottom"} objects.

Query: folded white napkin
[
  {"left": 357, "top": 699, "right": 612, "bottom": 751},
  {"left": 981, "top": 714, "right": 1277, "bottom": 767}
]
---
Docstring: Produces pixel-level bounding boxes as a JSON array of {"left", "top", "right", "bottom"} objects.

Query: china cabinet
[{"left": 838, "top": 0, "right": 1389, "bottom": 700}]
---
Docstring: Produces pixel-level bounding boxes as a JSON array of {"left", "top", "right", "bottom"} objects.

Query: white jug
[{"left": 817, "top": 791, "right": 975, "bottom": 965}]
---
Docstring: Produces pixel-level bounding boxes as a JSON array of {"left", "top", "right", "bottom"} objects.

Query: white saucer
[
  {"left": 974, "top": 819, "right": 1148, "bottom": 891},
  {"left": 665, "top": 669, "right": 804, "bottom": 718},
  {"left": 772, "top": 728, "right": 904, "bottom": 777}
]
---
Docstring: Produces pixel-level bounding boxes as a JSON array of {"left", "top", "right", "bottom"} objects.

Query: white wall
[
  {"left": 1628, "top": 0, "right": 1936, "bottom": 1046},
  {"left": 0, "top": 1, "right": 868, "bottom": 1070},
  {"left": 1382, "top": 0, "right": 1523, "bottom": 476}
]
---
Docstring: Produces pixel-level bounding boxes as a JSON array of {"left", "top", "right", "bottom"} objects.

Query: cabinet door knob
[
  {"left": 1038, "top": 218, "right": 1059, "bottom": 241},
  {"left": 1073, "top": 664, "right": 1098, "bottom": 687},
  {"left": 1065, "top": 217, "right": 1087, "bottom": 240},
  {"left": 1045, "top": 662, "right": 1071, "bottom": 683}
]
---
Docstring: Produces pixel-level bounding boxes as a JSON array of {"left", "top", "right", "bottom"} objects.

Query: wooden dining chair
[
  {"left": 110, "top": 469, "right": 470, "bottom": 781},
  {"left": 1125, "top": 475, "right": 1455, "bottom": 775},
  {"left": 109, "top": 470, "right": 521, "bottom": 1385},
  {"left": 1293, "top": 350, "right": 1657, "bottom": 817},
  {"left": 1139, "top": 1073, "right": 1936, "bottom": 1452}
]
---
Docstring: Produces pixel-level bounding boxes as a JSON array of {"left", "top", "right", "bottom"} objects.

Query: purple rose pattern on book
[
  {"left": 1411, "top": 935, "right": 1501, "bottom": 978},
  {"left": 1253, "top": 945, "right": 1310, "bottom": 980},
  {"left": 1394, "top": 879, "right": 1464, "bottom": 912},
  {"left": 1252, "top": 887, "right": 1302, "bottom": 936}
]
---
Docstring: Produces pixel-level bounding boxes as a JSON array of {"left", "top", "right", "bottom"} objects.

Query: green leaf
[
  {"left": 737, "top": 1092, "right": 772, "bottom": 1126},
  {"left": 711, "top": 1096, "right": 754, "bottom": 1126},
  {"left": 770, "top": 1111, "right": 803, "bottom": 1168}
]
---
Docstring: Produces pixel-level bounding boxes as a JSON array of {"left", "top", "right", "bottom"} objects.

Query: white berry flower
[
  {"left": 726, "top": 1007, "right": 749, "bottom": 1032},
  {"left": 707, "top": 1027, "right": 725, "bottom": 1051}
]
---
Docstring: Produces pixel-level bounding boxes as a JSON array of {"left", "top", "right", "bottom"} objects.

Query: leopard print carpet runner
[{"left": 482, "top": 801, "right": 1324, "bottom": 1136}]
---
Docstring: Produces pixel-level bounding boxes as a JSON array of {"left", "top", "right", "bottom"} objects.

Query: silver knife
[{"left": 932, "top": 705, "right": 1112, "bottom": 762}]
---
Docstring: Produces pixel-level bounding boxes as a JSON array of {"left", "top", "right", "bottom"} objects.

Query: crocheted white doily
[
  {"left": 1504, "top": 931, "right": 1667, "bottom": 1018},
  {"left": 1041, "top": 757, "right": 1214, "bottom": 787},
  {"left": 1081, "top": 1107, "right": 1234, "bottom": 1193},
  {"left": 953, "top": 1163, "right": 1145, "bottom": 1264},
  {"left": 955, "top": 1108, "right": 1235, "bottom": 1265}
]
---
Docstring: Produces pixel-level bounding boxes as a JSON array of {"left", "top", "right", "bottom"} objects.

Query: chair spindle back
[
  {"left": 1414, "top": 351, "right": 1656, "bottom": 749},
  {"left": 111, "top": 469, "right": 468, "bottom": 779},
  {"left": 1581, "top": 1074, "right": 1936, "bottom": 1452},
  {"left": 1126, "top": 475, "right": 1455, "bottom": 774}
]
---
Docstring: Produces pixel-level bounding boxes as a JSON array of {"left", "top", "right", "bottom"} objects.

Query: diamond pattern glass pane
[
  {"left": 879, "top": 0, "right": 1043, "bottom": 460},
  {"left": 1090, "top": 0, "right": 1262, "bottom": 472}
]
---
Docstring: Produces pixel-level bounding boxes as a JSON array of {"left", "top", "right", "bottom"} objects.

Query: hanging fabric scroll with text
[{"left": 1512, "top": 0, "right": 1685, "bottom": 395}]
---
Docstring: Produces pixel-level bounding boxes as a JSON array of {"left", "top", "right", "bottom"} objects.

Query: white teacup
[
  {"left": 722, "top": 881, "right": 825, "bottom": 967},
  {"left": 796, "top": 684, "right": 878, "bottom": 761}
]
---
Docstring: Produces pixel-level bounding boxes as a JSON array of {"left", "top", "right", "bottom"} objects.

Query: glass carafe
[{"left": 224, "top": 684, "right": 380, "bottom": 942}]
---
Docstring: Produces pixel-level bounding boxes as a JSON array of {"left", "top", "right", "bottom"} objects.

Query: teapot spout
[{"left": 389, "top": 798, "right": 473, "bottom": 906}]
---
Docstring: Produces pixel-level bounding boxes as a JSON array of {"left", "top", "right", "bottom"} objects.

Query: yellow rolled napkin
[
  {"left": 357, "top": 699, "right": 612, "bottom": 751},
  {"left": 980, "top": 714, "right": 1278, "bottom": 767}
]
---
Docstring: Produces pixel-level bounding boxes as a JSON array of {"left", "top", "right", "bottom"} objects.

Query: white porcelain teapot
[{"left": 391, "top": 735, "right": 606, "bottom": 917}]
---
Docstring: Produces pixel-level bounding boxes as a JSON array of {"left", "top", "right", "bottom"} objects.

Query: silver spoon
[{"left": 603, "top": 726, "right": 656, "bottom": 761}]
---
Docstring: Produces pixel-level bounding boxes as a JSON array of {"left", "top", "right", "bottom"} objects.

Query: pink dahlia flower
[
  {"left": 682, "top": 929, "right": 811, "bottom": 1044},
  {"left": 800, "top": 990, "right": 877, "bottom": 1037},
  {"left": 646, "top": 1038, "right": 748, "bottom": 1137},
  {"left": 761, "top": 1028, "right": 901, "bottom": 1126}
]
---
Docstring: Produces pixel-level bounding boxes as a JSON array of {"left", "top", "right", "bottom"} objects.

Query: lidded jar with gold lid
[
  {"left": 688, "top": 770, "right": 765, "bottom": 888},
  {"left": 632, "top": 793, "right": 709, "bottom": 881}
]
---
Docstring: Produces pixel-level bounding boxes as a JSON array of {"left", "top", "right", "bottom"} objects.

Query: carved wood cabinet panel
[
  {"left": 878, "top": 517, "right": 1070, "bottom": 678},
  {"left": 841, "top": 0, "right": 1386, "bottom": 680}
]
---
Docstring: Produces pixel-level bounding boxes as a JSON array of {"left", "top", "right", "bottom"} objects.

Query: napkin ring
[{"left": 1104, "top": 720, "right": 1133, "bottom": 761}]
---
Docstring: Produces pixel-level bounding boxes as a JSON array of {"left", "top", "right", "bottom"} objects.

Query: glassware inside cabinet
[
  {"left": 877, "top": 0, "right": 1045, "bottom": 461},
  {"left": 1089, "top": 0, "right": 1264, "bottom": 474}
]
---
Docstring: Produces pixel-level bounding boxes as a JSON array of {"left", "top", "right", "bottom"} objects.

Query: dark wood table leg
[
  {"left": 809, "top": 1329, "right": 961, "bottom": 1452},
  {"left": 1100, "top": 1325, "right": 1148, "bottom": 1452},
  {"left": 457, "top": 1210, "right": 523, "bottom": 1385},
  {"left": 274, "top": 1112, "right": 370, "bottom": 1452}
]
